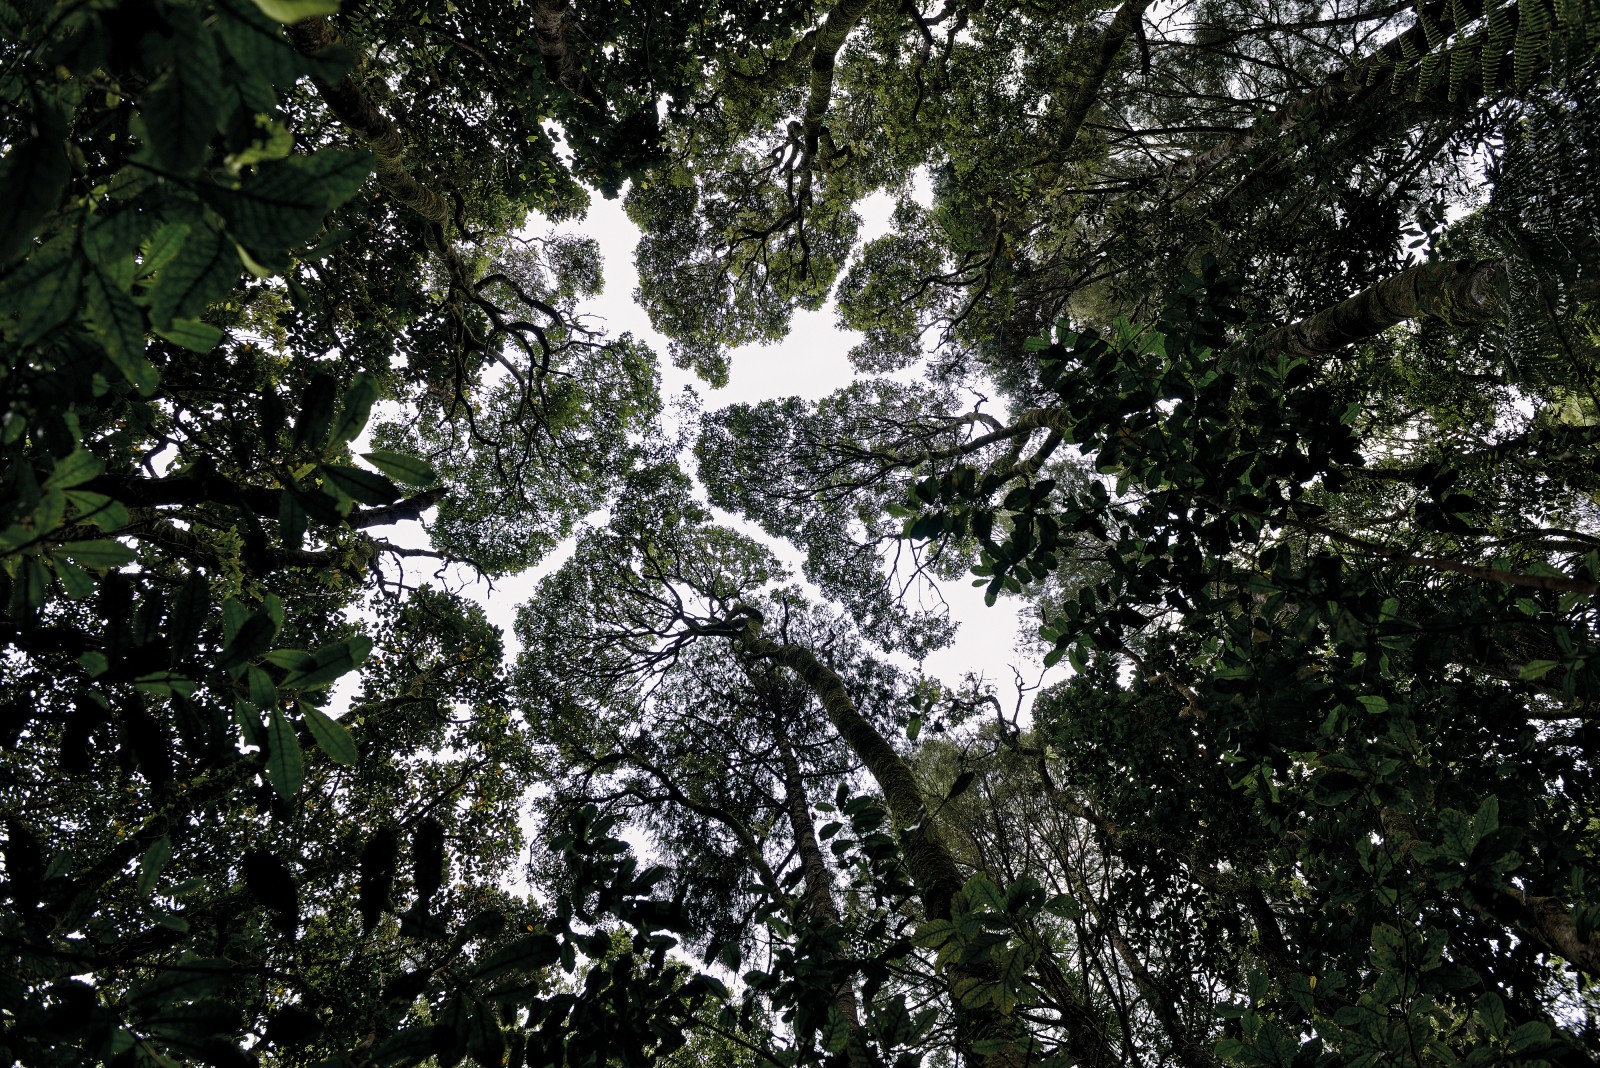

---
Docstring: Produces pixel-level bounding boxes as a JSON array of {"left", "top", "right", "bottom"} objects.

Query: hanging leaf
[
  {"left": 264, "top": 706, "right": 303, "bottom": 800},
  {"left": 138, "top": 836, "right": 173, "bottom": 897},
  {"left": 251, "top": 0, "right": 342, "bottom": 24},
  {"left": 242, "top": 850, "right": 299, "bottom": 937},
  {"left": 359, "top": 827, "right": 400, "bottom": 933},
  {"left": 411, "top": 817, "right": 446, "bottom": 905},
  {"left": 362, "top": 450, "right": 439, "bottom": 488},
  {"left": 300, "top": 702, "right": 357, "bottom": 765}
]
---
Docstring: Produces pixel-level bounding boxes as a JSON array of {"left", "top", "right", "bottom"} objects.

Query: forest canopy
[{"left": 2, "top": 0, "right": 1600, "bottom": 1065}]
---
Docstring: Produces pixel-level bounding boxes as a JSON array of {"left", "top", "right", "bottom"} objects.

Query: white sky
[{"left": 366, "top": 182, "right": 1062, "bottom": 720}]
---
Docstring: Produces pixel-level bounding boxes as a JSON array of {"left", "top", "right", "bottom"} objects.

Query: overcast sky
[{"left": 374, "top": 181, "right": 1062, "bottom": 719}]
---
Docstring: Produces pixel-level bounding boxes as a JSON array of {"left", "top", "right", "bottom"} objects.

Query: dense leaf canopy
[{"left": 2, "top": 0, "right": 1599, "bottom": 1065}]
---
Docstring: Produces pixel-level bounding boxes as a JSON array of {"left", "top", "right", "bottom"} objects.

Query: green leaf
[
  {"left": 138, "top": 835, "right": 173, "bottom": 896},
  {"left": 44, "top": 449, "right": 103, "bottom": 489},
  {"left": 251, "top": 0, "right": 342, "bottom": 24},
  {"left": 139, "top": 222, "right": 190, "bottom": 278},
  {"left": 246, "top": 665, "right": 278, "bottom": 709},
  {"left": 210, "top": 150, "right": 371, "bottom": 254},
  {"left": 962, "top": 873, "right": 1006, "bottom": 914},
  {"left": 133, "top": 672, "right": 197, "bottom": 698},
  {"left": 1520, "top": 659, "right": 1560, "bottom": 681},
  {"left": 362, "top": 450, "right": 438, "bottom": 487},
  {"left": 321, "top": 464, "right": 400, "bottom": 505},
  {"left": 138, "top": 17, "right": 222, "bottom": 173},
  {"left": 279, "top": 635, "right": 372, "bottom": 690},
  {"left": 130, "top": 953, "right": 235, "bottom": 1006},
  {"left": 15, "top": 557, "right": 48, "bottom": 609},
  {"left": 1357, "top": 695, "right": 1389, "bottom": 713},
  {"left": 64, "top": 491, "right": 130, "bottom": 531},
  {"left": 152, "top": 318, "right": 224, "bottom": 352},
  {"left": 265, "top": 706, "right": 303, "bottom": 799},
  {"left": 59, "top": 539, "right": 136, "bottom": 568},
  {"left": 83, "top": 269, "right": 157, "bottom": 394},
  {"left": 54, "top": 558, "right": 95, "bottom": 598},
  {"left": 0, "top": 233, "right": 83, "bottom": 345},
  {"left": 262, "top": 648, "right": 317, "bottom": 672},
  {"left": 215, "top": 0, "right": 302, "bottom": 86},
  {"left": 294, "top": 373, "right": 339, "bottom": 451},
  {"left": 0, "top": 108, "right": 69, "bottom": 267},
  {"left": 329, "top": 373, "right": 379, "bottom": 446},
  {"left": 302, "top": 703, "right": 357, "bottom": 765},
  {"left": 219, "top": 597, "right": 284, "bottom": 670},
  {"left": 820, "top": 1008, "right": 850, "bottom": 1055},
  {"left": 472, "top": 932, "right": 560, "bottom": 982},
  {"left": 147, "top": 223, "right": 240, "bottom": 327}
]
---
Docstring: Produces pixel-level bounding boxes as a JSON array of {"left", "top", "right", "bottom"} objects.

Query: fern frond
[
  {"left": 1416, "top": 51, "right": 1446, "bottom": 97},
  {"left": 1420, "top": 10, "right": 1449, "bottom": 47},
  {"left": 1484, "top": 3, "right": 1516, "bottom": 93},
  {"left": 1448, "top": 35, "right": 1477, "bottom": 98},
  {"left": 1449, "top": 0, "right": 1485, "bottom": 27},
  {"left": 1514, "top": 0, "right": 1551, "bottom": 89}
]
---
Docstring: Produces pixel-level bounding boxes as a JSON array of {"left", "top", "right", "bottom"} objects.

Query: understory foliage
[{"left": 2, "top": 0, "right": 1599, "bottom": 1066}]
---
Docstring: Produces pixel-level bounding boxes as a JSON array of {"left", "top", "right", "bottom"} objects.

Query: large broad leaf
[
  {"left": 251, "top": 0, "right": 341, "bottom": 24},
  {"left": 358, "top": 827, "right": 399, "bottom": 933},
  {"left": 264, "top": 706, "right": 303, "bottom": 799},
  {"left": 0, "top": 232, "right": 83, "bottom": 344},
  {"left": 0, "top": 108, "right": 69, "bottom": 266},
  {"left": 215, "top": 0, "right": 306, "bottom": 86},
  {"left": 411, "top": 817, "right": 446, "bottom": 904},
  {"left": 321, "top": 464, "right": 400, "bottom": 505},
  {"left": 471, "top": 933, "right": 560, "bottom": 982},
  {"left": 363, "top": 450, "right": 439, "bottom": 488},
  {"left": 58, "top": 539, "right": 137, "bottom": 569},
  {"left": 129, "top": 954, "right": 235, "bottom": 1008},
  {"left": 301, "top": 703, "right": 357, "bottom": 765},
  {"left": 83, "top": 268, "right": 157, "bottom": 394},
  {"left": 278, "top": 634, "right": 373, "bottom": 690},
  {"left": 138, "top": 15, "right": 222, "bottom": 174},
  {"left": 329, "top": 373, "right": 379, "bottom": 446},
  {"left": 44, "top": 449, "right": 104, "bottom": 490},
  {"left": 137, "top": 835, "right": 173, "bottom": 896},
  {"left": 153, "top": 318, "right": 224, "bottom": 353},
  {"left": 147, "top": 223, "right": 240, "bottom": 326},
  {"left": 242, "top": 850, "right": 300, "bottom": 937},
  {"left": 210, "top": 150, "right": 371, "bottom": 255},
  {"left": 218, "top": 598, "right": 284, "bottom": 670}
]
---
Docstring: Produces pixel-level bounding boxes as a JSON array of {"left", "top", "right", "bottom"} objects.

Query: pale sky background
[{"left": 370, "top": 178, "right": 1063, "bottom": 718}]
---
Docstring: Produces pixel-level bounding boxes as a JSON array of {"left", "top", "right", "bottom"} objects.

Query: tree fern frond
[
  {"left": 1449, "top": 35, "right": 1479, "bottom": 98},
  {"left": 1421, "top": 10, "right": 1449, "bottom": 47},
  {"left": 1513, "top": 0, "right": 1551, "bottom": 89},
  {"left": 1416, "top": 51, "right": 1447, "bottom": 97}
]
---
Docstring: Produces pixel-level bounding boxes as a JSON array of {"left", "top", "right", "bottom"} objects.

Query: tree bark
[
  {"left": 1255, "top": 258, "right": 1505, "bottom": 358},
  {"left": 774, "top": 725, "right": 873, "bottom": 1068},
  {"left": 1157, "top": 0, "right": 1471, "bottom": 193},
  {"left": 287, "top": 18, "right": 451, "bottom": 238},
  {"left": 530, "top": 0, "right": 607, "bottom": 107},
  {"left": 1051, "top": 0, "right": 1154, "bottom": 161},
  {"left": 743, "top": 627, "right": 1118, "bottom": 1068}
]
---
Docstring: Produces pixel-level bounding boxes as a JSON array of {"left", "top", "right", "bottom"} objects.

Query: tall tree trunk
[
  {"left": 774, "top": 724, "right": 874, "bottom": 1068},
  {"left": 1156, "top": 0, "right": 1472, "bottom": 194},
  {"left": 1255, "top": 258, "right": 1505, "bottom": 358},
  {"left": 743, "top": 626, "right": 1120, "bottom": 1068},
  {"left": 530, "top": 0, "right": 607, "bottom": 107},
  {"left": 1050, "top": 0, "right": 1154, "bottom": 161},
  {"left": 287, "top": 18, "right": 451, "bottom": 240}
]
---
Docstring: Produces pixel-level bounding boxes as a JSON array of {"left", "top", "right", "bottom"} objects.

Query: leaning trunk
[
  {"left": 775, "top": 725, "right": 873, "bottom": 1068},
  {"left": 744, "top": 628, "right": 1118, "bottom": 1068}
]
